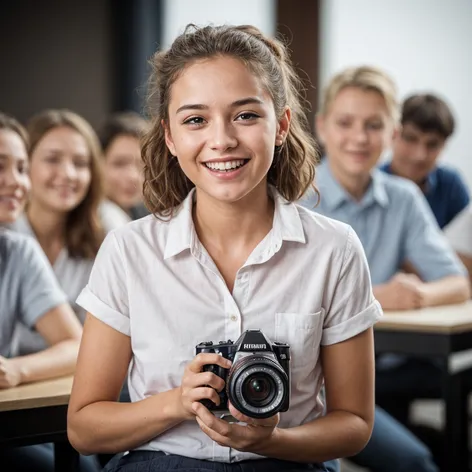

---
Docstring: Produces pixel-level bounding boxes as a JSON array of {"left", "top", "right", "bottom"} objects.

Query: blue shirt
[
  {"left": 380, "top": 162, "right": 470, "bottom": 229},
  {"left": 300, "top": 160, "right": 465, "bottom": 285}
]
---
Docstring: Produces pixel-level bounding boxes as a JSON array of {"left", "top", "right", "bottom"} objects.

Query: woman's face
[
  {"left": 317, "top": 86, "right": 394, "bottom": 181},
  {"left": 29, "top": 126, "right": 92, "bottom": 214},
  {"left": 103, "top": 134, "right": 143, "bottom": 211},
  {"left": 164, "top": 55, "right": 290, "bottom": 207},
  {"left": 0, "top": 129, "right": 30, "bottom": 223}
]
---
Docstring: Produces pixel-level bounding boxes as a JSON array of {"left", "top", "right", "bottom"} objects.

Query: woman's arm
[
  {"left": 67, "top": 314, "right": 182, "bottom": 455},
  {"left": 0, "top": 303, "right": 82, "bottom": 388},
  {"left": 67, "top": 313, "right": 229, "bottom": 455}
]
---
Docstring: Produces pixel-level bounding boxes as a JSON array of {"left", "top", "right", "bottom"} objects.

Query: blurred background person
[
  {"left": 98, "top": 111, "right": 150, "bottom": 220},
  {"left": 301, "top": 65, "right": 469, "bottom": 472},
  {"left": 0, "top": 111, "right": 97, "bottom": 472},
  {"left": 381, "top": 93, "right": 469, "bottom": 228},
  {"left": 11, "top": 109, "right": 106, "bottom": 354}
]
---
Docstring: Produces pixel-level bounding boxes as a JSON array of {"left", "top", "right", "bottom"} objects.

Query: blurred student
[
  {"left": 23, "top": 110, "right": 105, "bottom": 312},
  {"left": 0, "top": 112, "right": 95, "bottom": 471},
  {"left": 98, "top": 111, "right": 149, "bottom": 220},
  {"left": 445, "top": 204, "right": 472, "bottom": 285},
  {"left": 301, "top": 66, "right": 469, "bottom": 472},
  {"left": 381, "top": 93, "right": 469, "bottom": 228},
  {"left": 11, "top": 110, "right": 106, "bottom": 353}
]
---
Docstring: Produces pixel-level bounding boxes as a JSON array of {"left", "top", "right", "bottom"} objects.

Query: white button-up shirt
[{"left": 77, "top": 188, "right": 382, "bottom": 462}]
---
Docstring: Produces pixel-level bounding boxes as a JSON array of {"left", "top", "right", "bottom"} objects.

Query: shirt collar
[
  {"left": 163, "top": 186, "right": 305, "bottom": 260},
  {"left": 317, "top": 158, "right": 389, "bottom": 210}
]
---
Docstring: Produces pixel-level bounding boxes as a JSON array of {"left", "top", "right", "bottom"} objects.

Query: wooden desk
[
  {"left": 375, "top": 301, "right": 472, "bottom": 472},
  {"left": 0, "top": 376, "right": 79, "bottom": 472}
]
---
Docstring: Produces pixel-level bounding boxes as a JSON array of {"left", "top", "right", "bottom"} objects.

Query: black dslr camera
[{"left": 195, "top": 329, "right": 290, "bottom": 419}]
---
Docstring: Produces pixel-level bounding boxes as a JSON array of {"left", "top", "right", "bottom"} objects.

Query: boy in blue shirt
[{"left": 381, "top": 93, "right": 469, "bottom": 228}]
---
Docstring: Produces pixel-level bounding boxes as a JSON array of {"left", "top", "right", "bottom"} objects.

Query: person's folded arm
[
  {"left": 3, "top": 303, "right": 82, "bottom": 387},
  {"left": 418, "top": 274, "right": 470, "bottom": 307}
]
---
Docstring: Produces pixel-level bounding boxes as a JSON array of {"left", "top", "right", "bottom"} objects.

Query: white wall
[
  {"left": 162, "top": 0, "right": 276, "bottom": 48},
  {"left": 320, "top": 0, "right": 472, "bottom": 187}
]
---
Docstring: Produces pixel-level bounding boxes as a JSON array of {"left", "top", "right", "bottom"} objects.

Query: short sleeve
[
  {"left": 404, "top": 185, "right": 466, "bottom": 281},
  {"left": 76, "top": 231, "right": 130, "bottom": 335},
  {"left": 322, "top": 227, "right": 383, "bottom": 346},
  {"left": 18, "top": 237, "right": 67, "bottom": 327},
  {"left": 445, "top": 205, "right": 472, "bottom": 257}
]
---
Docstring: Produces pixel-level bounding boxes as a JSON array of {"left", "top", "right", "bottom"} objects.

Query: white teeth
[{"left": 205, "top": 159, "right": 246, "bottom": 171}]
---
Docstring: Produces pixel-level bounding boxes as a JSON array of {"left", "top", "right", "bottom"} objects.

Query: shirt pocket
[{"left": 274, "top": 311, "right": 323, "bottom": 372}]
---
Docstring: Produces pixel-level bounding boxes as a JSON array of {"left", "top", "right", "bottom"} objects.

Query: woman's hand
[
  {"left": 193, "top": 400, "right": 279, "bottom": 452},
  {"left": 0, "top": 356, "right": 23, "bottom": 388},
  {"left": 178, "top": 353, "right": 231, "bottom": 420}
]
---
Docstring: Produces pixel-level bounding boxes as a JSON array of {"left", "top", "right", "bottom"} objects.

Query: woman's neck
[
  {"left": 26, "top": 201, "right": 67, "bottom": 264},
  {"left": 193, "top": 184, "right": 274, "bottom": 254},
  {"left": 328, "top": 161, "right": 371, "bottom": 201}
]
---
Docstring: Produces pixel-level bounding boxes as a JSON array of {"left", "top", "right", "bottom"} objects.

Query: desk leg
[
  {"left": 443, "top": 370, "right": 469, "bottom": 471},
  {"left": 54, "top": 440, "right": 79, "bottom": 472}
]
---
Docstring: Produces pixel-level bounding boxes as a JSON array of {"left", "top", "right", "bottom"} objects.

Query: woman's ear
[
  {"left": 276, "top": 107, "right": 291, "bottom": 145},
  {"left": 162, "top": 119, "right": 177, "bottom": 156}
]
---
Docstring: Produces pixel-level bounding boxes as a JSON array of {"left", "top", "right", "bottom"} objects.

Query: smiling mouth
[{"left": 203, "top": 159, "right": 249, "bottom": 172}]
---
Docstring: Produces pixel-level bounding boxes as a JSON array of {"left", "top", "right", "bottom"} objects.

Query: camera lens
[
  {"left": 227, "top": 355, "right": 289, "bottom": 419},
  {"left": 242, "top": 374, "right": 275, "bottom": 406}
]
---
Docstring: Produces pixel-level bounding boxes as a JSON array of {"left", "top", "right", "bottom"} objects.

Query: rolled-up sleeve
[
  {"left": 322, "top": 227, "right": 383, "bottom": 346},
  {"left": 76, "top": 231, "right": 130, "bottom": 336},
  {"left": 405, "top": 185, "right": 466, "bottom": 281}
]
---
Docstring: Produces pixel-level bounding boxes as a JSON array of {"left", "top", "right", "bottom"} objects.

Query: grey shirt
[{"left": 0, "top": 229, "right": 66, "bottom": 357}]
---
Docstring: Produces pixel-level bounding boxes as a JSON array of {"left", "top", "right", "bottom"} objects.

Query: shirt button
[{"left": 230, "top": 314, "right": 238, "bottom": 322}]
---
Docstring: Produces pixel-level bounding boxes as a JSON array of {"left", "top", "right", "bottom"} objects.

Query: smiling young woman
[{"left": 67, "top": 25, "right": 381, "bottom": 472}]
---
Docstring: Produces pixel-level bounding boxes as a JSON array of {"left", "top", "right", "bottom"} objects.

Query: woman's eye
[
  {"left": 336, "top": 121, "right": 350, "bottom": 128},
  {"left": 183, "top": 116, "right": 205, "bottom": 125},
  {"left": 236, "top": 113, "right": 259, "bottom": 121}
]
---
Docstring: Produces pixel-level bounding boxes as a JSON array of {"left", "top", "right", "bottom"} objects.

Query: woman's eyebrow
[{"left": 176, "top": 97, "right": 264, "bottom": 114}]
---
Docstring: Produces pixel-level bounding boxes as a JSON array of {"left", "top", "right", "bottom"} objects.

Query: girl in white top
[
  {"left": 68, "top": 25, "right": 382, "bottom": 472},
  {"left": 98, "top": 111, "right": 150, "bottom": 221}
]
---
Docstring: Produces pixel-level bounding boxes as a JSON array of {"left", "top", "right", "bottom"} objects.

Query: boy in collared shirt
[{"left": 381, "top": 93, "right": 469, "bottom": 228}]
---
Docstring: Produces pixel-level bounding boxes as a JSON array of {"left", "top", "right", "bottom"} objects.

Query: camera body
[{"left": 195, "top": 329, "right": 290, "bottom": 419}]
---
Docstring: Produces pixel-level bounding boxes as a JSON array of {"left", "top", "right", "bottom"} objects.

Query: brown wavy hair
[
  {"left": 142, "top": 24, "right": 320, "bottom": 216},
  {"left": 27, "top": 109, "right": 104, "bottom": 259}
]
